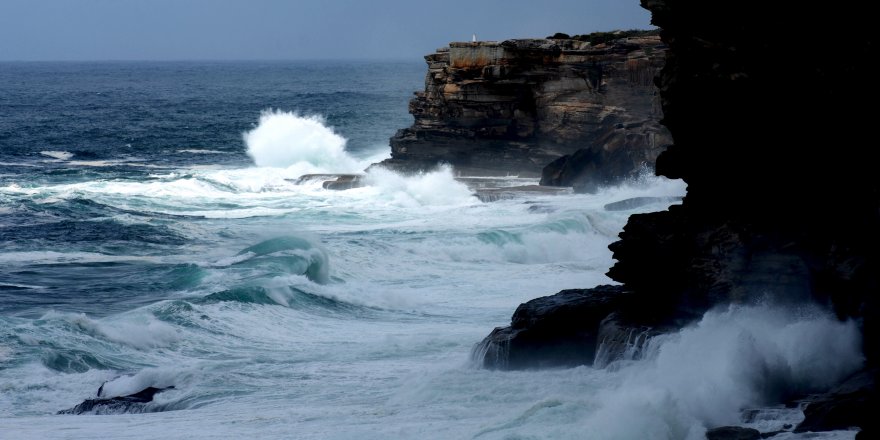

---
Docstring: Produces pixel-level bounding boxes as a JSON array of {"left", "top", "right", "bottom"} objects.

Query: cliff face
[
  {"left": 612, "top": 1, "right": 879, "bottom": 432},
  {"left": 378, "top": 36, "right": 669, "bottom": 181},
  {"left": 622, "top": 0, "right": 879, "bottom": 352},
  {"left": 476, "top": 0, "right": 878, "bottom": 434}
]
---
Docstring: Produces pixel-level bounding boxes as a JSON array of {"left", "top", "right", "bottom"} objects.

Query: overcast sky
[{"left": 0, "top": 0, "right": 652, "bottom": 61}]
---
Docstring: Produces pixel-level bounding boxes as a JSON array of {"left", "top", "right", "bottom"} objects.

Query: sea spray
[
  {"left": 363, "top": 165, "right": 477, "bottom": 207},
  {"left": 244, "top": 110, "right": 354, "bottom": 171},
  {"left": 582, "top": 305, "right": 863, "bottom": 439},
  {"left": 244, "top": 110, "right": 477, "bottom": 206}
]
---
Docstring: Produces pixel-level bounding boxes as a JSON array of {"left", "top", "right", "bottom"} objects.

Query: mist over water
[{"left": 0, "top": 62, "right": 860, "bottom": 439}]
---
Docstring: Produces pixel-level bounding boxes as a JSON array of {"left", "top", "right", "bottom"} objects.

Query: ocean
[{"left": 0, "top": 61, "right": 861, "bottom": 439}]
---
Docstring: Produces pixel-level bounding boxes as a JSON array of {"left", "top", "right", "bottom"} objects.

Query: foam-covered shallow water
[{"left": 0, "top": 62, "right": 860, "bottom": 439}]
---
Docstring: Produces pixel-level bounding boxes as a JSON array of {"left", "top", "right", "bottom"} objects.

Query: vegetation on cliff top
[{"left": 547, "top": 29, "right": 659, "bottom": 45}]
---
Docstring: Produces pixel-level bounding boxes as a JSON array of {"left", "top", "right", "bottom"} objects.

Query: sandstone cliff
[{"left": 377, "top": 34, "right": 669, "bottom": 184}]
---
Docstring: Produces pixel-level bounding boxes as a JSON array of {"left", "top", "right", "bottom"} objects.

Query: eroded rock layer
[{"left": 379, "top": 36, "right": 669, "bottom": 180}]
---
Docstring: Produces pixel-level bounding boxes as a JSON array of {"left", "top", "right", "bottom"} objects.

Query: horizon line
[{"left": 0, "top": 57, "right": 421, "bottom": 63}]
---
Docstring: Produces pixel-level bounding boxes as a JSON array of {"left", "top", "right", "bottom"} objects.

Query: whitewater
[{"left": 0, "top": 62, "right": 861, "bottom": 439}]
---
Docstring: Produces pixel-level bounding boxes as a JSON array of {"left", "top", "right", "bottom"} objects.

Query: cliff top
[
  {"left": 446, "top": 29, "right": 659, "bottom": 47},
  {"left": 550, "top": 29, "right": 660, "bottom": 45},
  {"left": 446, "top": 32, "right": 663, "bottom": 55}
]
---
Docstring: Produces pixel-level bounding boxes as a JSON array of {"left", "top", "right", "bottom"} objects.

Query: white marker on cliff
[{"left": 472, "top": 34, "right": 477, "bottom": 42}]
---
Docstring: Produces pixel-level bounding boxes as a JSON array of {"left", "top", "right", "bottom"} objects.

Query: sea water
[{"left": 0, "top": 61, "right": 862, "bottom": 439}]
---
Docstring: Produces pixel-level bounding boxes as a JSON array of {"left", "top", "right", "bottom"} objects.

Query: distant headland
[{"left": 375, "top": 29, "right": 668, "bottom": 193}]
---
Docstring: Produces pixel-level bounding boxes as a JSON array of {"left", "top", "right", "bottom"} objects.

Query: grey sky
[{"left": 0, "top": 0, "right": 652, "bottom": 61}]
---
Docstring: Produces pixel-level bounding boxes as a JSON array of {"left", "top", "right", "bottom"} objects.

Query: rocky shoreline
[{"left": 471, "top": 0, "right": 879, "bottom": 438}]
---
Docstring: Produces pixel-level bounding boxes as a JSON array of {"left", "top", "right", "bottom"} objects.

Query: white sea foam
[
  {"left": 41, "top": 311, "right": 181, "bottom": 350},
  {"left": 67, "top": 160, "right": 122, "bottom": 167},
  {"left": 582, "top": 305, "right": 863, "bottom": 439},
  {"left": 177, "top": 149, "right": 226, "bottom": 154},
  {"left": 363, "top": 165, "right": 478, "bottom": 207},
  {"left": 0, "top": 251, "right": 162, "bottom": 265},
  {"left": 39, "top": 150, "right": 73, "bottom": 160},
  {"left": 0, "top": 282, "right": 45, "bottom": 289},
  {"left": 0, "top": 161, "right": 39, "bottom": 167}
]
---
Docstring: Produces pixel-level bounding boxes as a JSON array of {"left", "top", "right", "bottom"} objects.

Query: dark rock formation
[
  {"left": 472, "top": 285, "right": 679, "bottom": 369},
  {"left": 624, "top": 0, "right": 880, "bottom": 364},
  {"left": 603, "top": 196, "right": 682, "bottom": 212},
  {"left": 473, "top": 284, "right": 678, "bottom": 370},
  {"left": 592, "top": 312, "right": 662, "bottom": 368},
  {"left": 794, "top": 369, "right": 876, "bottom": 434},
  {"left": 704, "top": 426, "right": 760, "bottom": 440},
  {"left": 625, "top": 0, "right": 879, "bottom": 392},
  {"left": 288, "top": 174, "right": 365, "bottom": 191},
  {"left": 58, "top": 386, "right": 174, "bottom": 415},
  {"left": 378, "top": 35, "right": 669, "bottom": 179},
  {"left": 475, "top": 0, "right": 879, "bottom": 434},
  {"left": 539, "top": 146, "right": 641, "bottom": 193},
  {"left": 321, "top": 174, "right": 364, "bottom": 191},
  {"left": 473, "top": 285, "right": 632, "bottom": 369},
  {"left": 856, "top": 430, "right": 873, "bottom": 440},
  {"left": 472, "top": 185, "right": 571, "bottom": 203}
]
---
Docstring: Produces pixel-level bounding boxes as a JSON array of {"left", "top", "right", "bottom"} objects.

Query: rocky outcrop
[
  {"left": 704, "top": 427, "right": 760, "bottom": 440},
  {"left": 794, "top": 369, "right": 877, "bottom": 434},
  {"left": 59, "top": 386, "right": 174, "bottom": 415},
  {"left": 378, "top": 34, "right": 669, "bottom": 179},
  {"left": 288, "top": 174, "right": 365, "bottom": 190},
  {"left": 473, "top": 285, "right": 679, "bottom": 370},
  {"left": 472, "top": 185, "right": 571, "bottom": 203},
  {"left": 473, "top": 285, "right": 634, "bottom": 369},
  {"left": 602, "top": 196, "right": 682, "bottom": 211},
  {"left": 539, "top": 146, "right": 642, "bottom": 193},
  {"left": 475, "top": 0, "right": 878, "bottom": 435}
]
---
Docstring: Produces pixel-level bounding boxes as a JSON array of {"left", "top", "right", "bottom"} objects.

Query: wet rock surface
[
  {"left": 794, "top": 369, "right": 876, "bottom": 434},
  {"left": 58, "top": 386, "right": 175, "bottom": 415},
  {"left": 705, "top": 426, "right": 760, "bottom": 440},
  {"left": 473, "top": 285, "right": 637, "bottom": 369}
]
